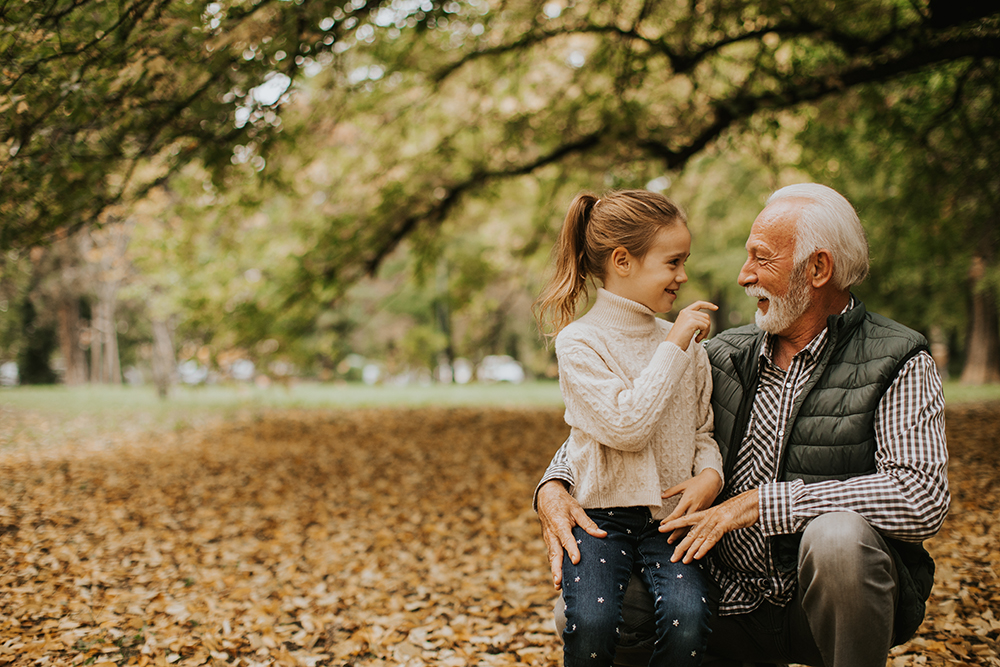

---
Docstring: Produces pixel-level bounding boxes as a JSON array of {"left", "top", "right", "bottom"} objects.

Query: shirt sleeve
[
  {"left": 758, "top": 350, "right": 950, "bottom": 542},
  {"left": 532, "top": 438, "right": 573, "bottom": 511}
]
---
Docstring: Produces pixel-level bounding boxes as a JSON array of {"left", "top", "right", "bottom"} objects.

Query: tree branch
[{"left": 356, "top": 131, "right": 606, "bottom": 278}]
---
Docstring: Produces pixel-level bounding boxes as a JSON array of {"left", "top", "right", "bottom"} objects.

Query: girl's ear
[{"left": 610, "top": 246, "right": 631, "bottom": 278}]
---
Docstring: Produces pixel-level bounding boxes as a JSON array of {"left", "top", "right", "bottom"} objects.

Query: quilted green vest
[{"left": 704, "top": 299, "right": 935, "bottom": 644}]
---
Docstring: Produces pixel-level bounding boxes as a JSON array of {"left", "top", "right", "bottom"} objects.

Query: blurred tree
[
  {"left": 798, "top": 59, "right": 1000, "bottom": 383},
  {"left": 293, "top": 0, "right": 999, "bottom": 296},
  {"left": 4, "top": 0, "right": 996, "bottom": 255},
  {"left": 25, "top": 236, "right": 90, "bottom": 385},
  {"left": 0, "top": 250, "right": 30, "bottom": 368},
  {"left": 3, "top": 0, "right": 998, "bottom": 381},
  {"left": 124, "top": 158, "right": 347, "bottom": 385},
  {"left": 0, "top": 0, "right": 404, "bottom": 248},
  {"left": 81, "top": 219, "right": 135, "bottom": 384}
]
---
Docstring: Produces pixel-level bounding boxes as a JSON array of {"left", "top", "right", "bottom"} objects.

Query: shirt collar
[{"left": 759, "top": 296, "right": 856, "bottom": 364}]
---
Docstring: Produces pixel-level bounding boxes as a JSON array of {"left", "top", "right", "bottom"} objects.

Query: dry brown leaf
[{"left": 0, "top": 405, "right": 996, "bottom": 666}]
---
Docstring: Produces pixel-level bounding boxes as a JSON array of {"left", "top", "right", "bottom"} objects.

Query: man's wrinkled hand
[
  {"left": 536, "top": 480, "right": 607, "bottom": 589},
  {"left": 658, "top": 489, "right": 760, "bottom": 563},
  {"left": 659, "top": 468, "right": 724, "bottom": 542}
]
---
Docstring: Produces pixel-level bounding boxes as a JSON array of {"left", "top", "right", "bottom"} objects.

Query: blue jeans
[{"left": 562, "top": 507, "right": 711, "bottom": 667}]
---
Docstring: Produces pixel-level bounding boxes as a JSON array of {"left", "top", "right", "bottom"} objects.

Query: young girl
[{"left": 535, "top": 190, "right": 724, "bottom": 666}]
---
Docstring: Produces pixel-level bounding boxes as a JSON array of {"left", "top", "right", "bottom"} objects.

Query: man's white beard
[{"left": 746, "top": 265, "right": 813, "bottom": 334}]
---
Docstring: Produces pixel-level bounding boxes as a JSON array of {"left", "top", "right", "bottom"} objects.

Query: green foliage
[
  {"left": 0, "top": 0, "right": 423, "bottom": 248},
  {"left": 796, "top": 59, "right": 1000, "bottom": 368},
  {"left": 0, "top": 250, "right": 30, "bottom": 363},
  {"left": 2, "top": 0, "right": 998, "bottom": 382},
  {"left": 275, "top": 0, "right": 999, "bottom": 302}
]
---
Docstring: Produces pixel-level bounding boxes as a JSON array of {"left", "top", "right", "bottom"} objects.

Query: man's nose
[{"left": 738, "top": 260, "right": 755, "bottom": 287}]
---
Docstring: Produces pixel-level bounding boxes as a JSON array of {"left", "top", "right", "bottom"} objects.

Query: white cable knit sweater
[{"left": 556, "top": 288, "right": 724, "bottom": 520}]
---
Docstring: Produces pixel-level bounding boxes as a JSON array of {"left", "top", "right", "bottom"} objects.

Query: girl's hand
[
  {"left": 666, "top": 301, "right": 718, "bottom": 350},
  {"left": 658, "top": 468, "right": 723, "bottom": 542}
]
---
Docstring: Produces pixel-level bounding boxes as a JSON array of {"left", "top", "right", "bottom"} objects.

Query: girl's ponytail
[{"left": 534, "top": 193, "right": 598, "bottom": 336}]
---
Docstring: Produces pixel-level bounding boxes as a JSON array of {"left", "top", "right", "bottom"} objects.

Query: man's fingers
[
  {"left": 547, "top": 544, "right": 565, "bottom": 589},
  {"left": 672, "top": 525, "right": 717, "bottom": 563},
  {"left": 662, "top": 503, "right": 686, "bottom": 524},
  {"left": 572, "top": 505, "right": 607, "bottom": 539},
  {"left": 665, "top": 526, "right": 689, "bottom": 544},
  {"left": 679, "top": 533, "right": 714, "bottom": 564}
]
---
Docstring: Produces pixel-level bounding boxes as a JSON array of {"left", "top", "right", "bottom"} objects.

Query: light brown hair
[{"left": 534, "top": 189, "right": 687, "bottom": 335}]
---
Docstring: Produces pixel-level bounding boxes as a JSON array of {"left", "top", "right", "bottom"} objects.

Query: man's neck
[{"left": 772, "top": 291, "right": 851, "bottom": 370}]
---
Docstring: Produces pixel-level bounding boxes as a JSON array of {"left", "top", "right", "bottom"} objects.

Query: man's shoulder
[
  {"left": 860, "top": 309, "right": 928, "bottom": 347},
  {"left": 705, "top": 324, "right": 761, "bottom": 357}
]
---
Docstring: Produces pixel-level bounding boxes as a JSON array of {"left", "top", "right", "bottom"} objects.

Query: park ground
[{"left": 0, "top": 383, "right": 998, "bottom": 666}]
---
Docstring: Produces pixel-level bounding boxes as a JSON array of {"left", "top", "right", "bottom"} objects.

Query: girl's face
[{"left": 611, "top": 224, "right": 691, "bottom": 314}]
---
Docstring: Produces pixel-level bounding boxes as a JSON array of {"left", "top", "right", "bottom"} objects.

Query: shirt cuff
[
  {"left": 758, "top": 480, "right": 802, "bottom": 537},
  {"left": 532, "top": 471, "right": 574, "bottom": 512}
]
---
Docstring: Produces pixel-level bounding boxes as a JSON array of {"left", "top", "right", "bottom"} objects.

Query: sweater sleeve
[
  {"left": 690, "top": 343, "right": 724, "bottom": 482},
  {"left": 556, "top": 331, "right": 692, "bottom": 452}
]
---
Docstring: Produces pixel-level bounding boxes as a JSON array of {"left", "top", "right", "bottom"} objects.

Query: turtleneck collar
[{"left": 583, "top": 288, "right": 660, "bottom": 333}]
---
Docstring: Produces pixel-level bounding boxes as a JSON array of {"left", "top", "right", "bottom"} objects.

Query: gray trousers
[{"left": 554, "top": 513, "right": 900, "bottom": 667}]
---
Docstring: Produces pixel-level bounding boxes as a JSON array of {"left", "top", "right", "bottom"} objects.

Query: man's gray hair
[{"left": 766, "top": 183, "right": 870, "bottom": 289}]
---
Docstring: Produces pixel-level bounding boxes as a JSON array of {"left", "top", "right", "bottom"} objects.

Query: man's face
[{"left": 738, "top": 200, "right": 814, "bottom": 336}]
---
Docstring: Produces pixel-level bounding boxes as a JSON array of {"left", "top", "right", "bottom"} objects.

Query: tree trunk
[
  {"left": 99, "top": 293, "right": 121, "bottom": 384},
  {"left": 960, "top": 256, "right": 1000, "bottom": 384},
  {"left": 151, "top": 317, "right": 176, "bottom": 399},
  {"left": 80, "top": 220, "right": 132, "bottom": 385},
  {"left": 57, "top": 297, "right": 87, "bottom": 385},
  {"left": 90, "top": 315, "right": 104, "bottom": 383}
]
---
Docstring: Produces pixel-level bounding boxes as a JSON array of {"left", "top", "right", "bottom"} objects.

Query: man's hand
[
  {"left": 536, "top": 480, "right": 607, "bottom": 589},
  {"left": 658, "top": 488, "right": 760, "bottom": 563},
  {"left": 659, "top": 468, "right": 724, "bottom": 542}
]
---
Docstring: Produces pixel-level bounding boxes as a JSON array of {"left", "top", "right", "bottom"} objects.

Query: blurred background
[{"left": 2, "top": 0, "right": 998, "bottom": 395}]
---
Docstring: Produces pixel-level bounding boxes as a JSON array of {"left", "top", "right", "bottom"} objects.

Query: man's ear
[
  {"left": 611, "top": 246, "right": 631, "bottom": 278},
  {"left": 809, "top": 249, "right": 835, "bottom": 288}
]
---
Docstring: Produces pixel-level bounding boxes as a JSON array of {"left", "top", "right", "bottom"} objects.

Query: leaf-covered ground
[{"left": 0, "top": 404, "right": 996, "bottom": 666}]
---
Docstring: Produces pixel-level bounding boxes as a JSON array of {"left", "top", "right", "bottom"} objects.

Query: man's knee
[
  {"left": 798, "top": 511, "right": 899, "bottom": 623},
  {"left": 799, "top": 512, "right": 896, "bottom": 584}
]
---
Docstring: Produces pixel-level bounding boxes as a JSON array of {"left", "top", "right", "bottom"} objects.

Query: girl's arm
[
  {"left": 691, "top": 344, "right": 724, "bottom": 479},
  {"left": 659, "top": 346, "right": 725, "bottom": 537}
]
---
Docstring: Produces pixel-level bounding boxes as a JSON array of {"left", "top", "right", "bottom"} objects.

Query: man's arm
[
  {"left": 756, "top": 351, "right": 949, "bottom": 541},
  {"left": 532, "top": 438, "right": 574, "bottom": 509},
  {"left": 533, "top": 439, "right": 606, "bottom": 589},
  {"left": 662, "top": 351, "right": 950, "bottom": 562}
]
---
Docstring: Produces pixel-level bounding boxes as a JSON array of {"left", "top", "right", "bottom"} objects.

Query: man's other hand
[
  {"left": 658, "top": 489, "right": 760, "bottom": 563},
  {"left": 536, "top": 480, "right": 607, "bottom": 589}
]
